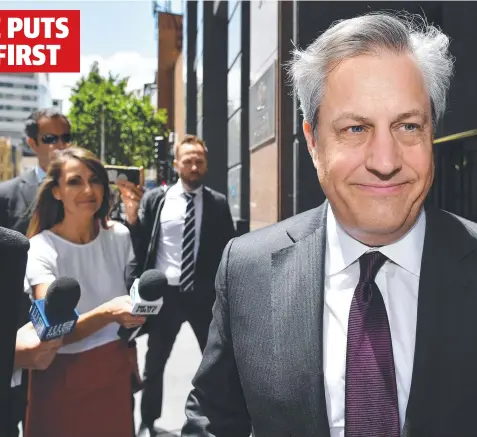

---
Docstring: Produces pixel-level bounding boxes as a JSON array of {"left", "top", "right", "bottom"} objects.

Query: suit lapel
[
  {"left": 20, "top": 169, "right": 38, "bottom": 204},
  {"left": 146, "top": 189, "right": 167, "bottom": 269},
  {"left": 18, "top": 169, "right": 38, "bottom": 223},
  {"left": 271, "top": 204, "right": 330, "bottom": 436},
  {"left": 199, "top": 188, "right": 212, "bottom": 248},
  {"left": 402, "top": 207, "right": 477, "bottom": 436}
]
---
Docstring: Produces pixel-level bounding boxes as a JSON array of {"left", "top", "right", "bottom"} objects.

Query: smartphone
[{"left": 104, "top": 165, "right": 143, "bottom": 187}]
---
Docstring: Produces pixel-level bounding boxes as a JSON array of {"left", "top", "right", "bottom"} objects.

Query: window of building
[
  {"left": 228, "top": 0, "right": 239, "bottom": 18},
  {"left": 228, "top": 54, "right": 241, "bottom": 118},
  {"left": 228, "top": 109, "right": 241, "bottom": 168},
  {"left": 197, "top": 0, "right": 204, "bottom": 26},
  {"left": 0, "top": 104, "right": 36, "bottom": 112},
  {"left": 197, "top": 117, "right": 203, "bottom": 138},
  {"left": 228, "top": 4, "right": 242, "bottom": 68},
  {"left": 197, "top": 84, "right": 203, "bottom": 120},
  {"left": 0, "top": 82, "right": 38, "bottom": 91}
]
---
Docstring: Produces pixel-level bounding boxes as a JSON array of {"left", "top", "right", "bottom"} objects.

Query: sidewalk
[{"left": 134, "top": 323, "right": 203, "bottom": 436}]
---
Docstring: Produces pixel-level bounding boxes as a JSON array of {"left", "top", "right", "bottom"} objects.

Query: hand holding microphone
[
  {"left": 14, "top": 322, "right": 63, "bottom": 371},
  {"left": 30, "top": 277, "right": 81, "bottom": 341},
  {"left": 104, "top": 295, "right": 147, "bottom": 329},
  {"left": 117, "top": 269, "right": 168, "bottom": 343}
]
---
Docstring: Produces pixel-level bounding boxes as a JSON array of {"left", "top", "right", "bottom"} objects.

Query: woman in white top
[{"left": 24, "top": 147, "right": 146, "bottom": 437}]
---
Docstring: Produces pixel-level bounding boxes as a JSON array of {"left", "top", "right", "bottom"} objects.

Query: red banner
[{"left": 0, "top": 10, "right": 80, "bottom": 72}]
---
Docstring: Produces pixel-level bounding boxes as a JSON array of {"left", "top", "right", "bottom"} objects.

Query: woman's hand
[
  {"left": 104, "top": 295, "right": 147, "bottom": 329},
  {"left": 14, "top": 322, "right": 63, "bottom": 370}
]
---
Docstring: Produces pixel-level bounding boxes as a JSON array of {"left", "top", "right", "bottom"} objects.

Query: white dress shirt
[
  {"left": 155, "top": 180, "right": 203, "bottom": 286},
  {"left": 11, "top": 369, "right": 21, "bottom": 387},
  {"left": 324, "top": 204, "right": 425, "bottom": 436},
  {"left": 35, "top": 166, "right": 46, "bottom": 184}
]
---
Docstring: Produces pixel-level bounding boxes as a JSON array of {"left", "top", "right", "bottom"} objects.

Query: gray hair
[{"left": 289, "top": 12, "right": 454, "bottom": 135}]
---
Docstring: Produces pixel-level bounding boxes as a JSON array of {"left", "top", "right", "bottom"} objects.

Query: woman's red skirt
[{"left": 25, "top": 340, "right": 138, "bottom": 437}]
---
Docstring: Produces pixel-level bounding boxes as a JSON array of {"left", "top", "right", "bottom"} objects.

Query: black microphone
[
  {"left": 0, "top": 226, "right": 30, "bottom": 255},
  {"left": 118, "top": 269, "right": 167, "bottom": 343},
  {"left": 0, "top": 227, "right": 29, "bottom": 416},
  {"left": 29, "top": 277, "right": 81, "bottom": 341}
]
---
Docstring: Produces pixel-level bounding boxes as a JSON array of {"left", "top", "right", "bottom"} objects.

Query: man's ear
[
  {"left": 303, "top": 120, "right": 318, "bottom": 164},
  {"left": 27, "top": 136, "right": 38, "bottom": 152}
]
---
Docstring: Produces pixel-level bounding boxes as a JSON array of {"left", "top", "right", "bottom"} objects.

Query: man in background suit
[
  {"left": 119, "top": 134, "right": 236, "bottom": 437},
  {"left": 181, "top": 13, "right": 476, "bottom": 437},
  {"left": 0, "top": 108, "right": 71, "bottom": 235},
  {"left": 0, "top": 108, "right": 70, "bottom": 436}
]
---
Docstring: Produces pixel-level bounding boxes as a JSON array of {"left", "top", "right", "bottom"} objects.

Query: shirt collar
[
  {"left": 325, "top": 203, "right": 426, "bottom": 277},
  {"left": 35, "top": 166, "right": 46, "bottom": 184},
  {"left": 170, "top": 179, "right": 203, "bottom": 197}
]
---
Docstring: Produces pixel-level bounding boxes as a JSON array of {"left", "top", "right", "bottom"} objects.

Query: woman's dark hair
[{"left": 27, "top": 147, "right": 111, "bottom": 238}]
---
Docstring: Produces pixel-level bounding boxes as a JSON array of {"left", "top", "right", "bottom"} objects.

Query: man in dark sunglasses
[
  {"left": 0, "top": 107, "right": 71, "bottom": 437},
  {"left": 0, "top": 107, "right": 71, "bottom": 232}
]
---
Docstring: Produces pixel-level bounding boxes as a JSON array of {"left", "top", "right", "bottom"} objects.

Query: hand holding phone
[{"left": 104, "top": 165, "right": 144, "bottom": 225}]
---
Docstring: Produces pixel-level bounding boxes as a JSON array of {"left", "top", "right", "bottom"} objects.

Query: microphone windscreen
[
  {"left": 44, "top": 277, "right": 81, "bottom": 323},
  {"left": 0, "top": 227, "right": 29, "bottom": 255},
  {"left": 138, "top": 270, "right": 168, "bottom": 301}
]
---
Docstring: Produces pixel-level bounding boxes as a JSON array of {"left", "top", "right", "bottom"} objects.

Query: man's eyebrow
[
  {"left": 392, "top": 110, "right": 429, "bottom": 124},
  {"left": 332, "top": 112, "right": 371, "bottom": 127},
  {"left": 332, "top": 109, "right": 430, "bottom": 126}
]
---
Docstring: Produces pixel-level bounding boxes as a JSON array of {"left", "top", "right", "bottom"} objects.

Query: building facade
[
  {"left": 0, "top": 137, "right": 22, "bottom": 181},
  {"left": 52, "top": 98, "right": 63, "bottom": 113},
  {"left": 0, "top": 73, "right": 52, "bottom": 147},
  {"left": 165, "top": 1, "right": 477, "bottom": 231}
]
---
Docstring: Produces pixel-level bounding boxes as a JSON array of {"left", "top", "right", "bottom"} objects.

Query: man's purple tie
[{"left": 345, "top": 251, "right": 400, "bottom": 437}]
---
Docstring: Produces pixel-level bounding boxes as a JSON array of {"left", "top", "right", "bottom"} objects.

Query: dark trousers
[
  {"left": 140, "top": 287, "right": 213, "bottom": 427},
  {"left": 9, "top": 373, "right": 28, "bottom": 437}
]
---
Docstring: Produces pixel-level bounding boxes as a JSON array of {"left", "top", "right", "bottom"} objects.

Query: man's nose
[
  {"left": 365, "top": 128, "right": 402, "bottom": 176},
  {"left": 56, "top": 137, "right": 70, "bottom": 150}
]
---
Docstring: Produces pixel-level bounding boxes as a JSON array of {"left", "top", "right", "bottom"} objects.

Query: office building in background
[
  {"left": 52, "top": 98, "right": 63, "bottom": 113},
  {"left": 0, "top": 73, "right": 52, "bottom": 147}
]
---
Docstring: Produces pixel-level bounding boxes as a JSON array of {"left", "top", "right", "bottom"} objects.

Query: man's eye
[
  {"left": 347, "top": 126, "right": 365, "bottom": 133},
  {"left": 402, "top": 123, "right": 418, "bottom": 131}
]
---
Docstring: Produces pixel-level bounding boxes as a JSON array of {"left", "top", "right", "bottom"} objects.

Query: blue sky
[{"left": 0, "top": 0, "right": 183, "bottom": 111}]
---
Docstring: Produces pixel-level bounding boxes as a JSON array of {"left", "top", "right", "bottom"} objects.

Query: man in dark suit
[
  {"left": 181, "top": 13, "right": 471, "bottom": 437},
  {"left": 119, "top": 134, "right": 236, "bottom": 437},
  {"left": 0, "top": 108, "right": 70, "bottom": 436},
  {"left": 0, "top": 108, "right": 71, "bottom": 234}
]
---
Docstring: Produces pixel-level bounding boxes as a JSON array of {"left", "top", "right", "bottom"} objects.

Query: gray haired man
[{"left": 182, "top": 12, "right": 475, "bottom": 437}]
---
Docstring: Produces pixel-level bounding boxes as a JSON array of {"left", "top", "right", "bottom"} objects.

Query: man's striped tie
[{"left": 180, "top": 192, "right": 196, "bottom": 292}]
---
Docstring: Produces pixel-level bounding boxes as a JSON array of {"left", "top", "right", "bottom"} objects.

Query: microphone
[
  {"left": 0, "top": 227, "right": 29, "bottom": 409},
  {"left": 0, "top": 226, "right": 30, "bottom": 255},
  {"left": 118, "top": 269, "right": 167, "bottom": 343},
  {"left": 29, "top": 277, "right": 81, "bottom": 341}
]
